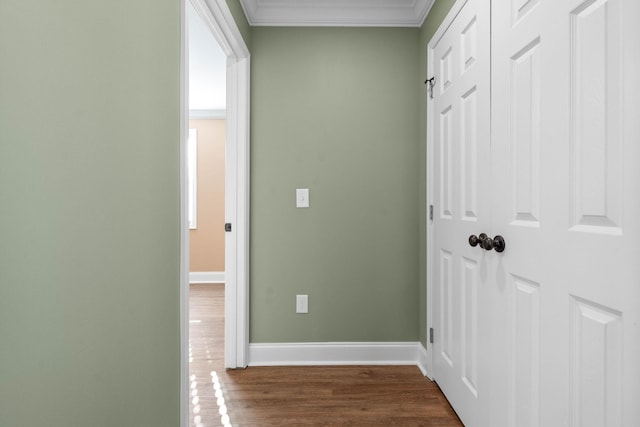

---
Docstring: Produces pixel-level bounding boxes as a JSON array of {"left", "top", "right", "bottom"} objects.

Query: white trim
[
  {"left": 417, "top": 0, "right": 436, "bottom": 27},
  {"left": 425, "top": 0, "right": 467, "bottom": 385},
  {"left": 231, "top": 54, "right": 251, "bottom": 370},
  {"left": 416, "top": 342, "right": 429, "bottom": 377},
  {"left": 426, "top": 38, "right": 435, "bottom": 384},
  {"left": 189, "top": 109, "right": 226, "bottom": 119},
  {"left": 189, "top": 271, "right": 225, "bottom": 284},
  {"left": 240, "top": 0, "right": 434, "bottom": 27},
  {"left": 187, "top": 128, "right": 198, "bottom": 229},
  {"left": 249, "top": 342, "right": 426, "bottom": 367},
  {"left": 179, "top": 2, "right": 189, "bottom": 426},
  {"left": 192, "top": 0, "right": 249, "bottom": 57}
]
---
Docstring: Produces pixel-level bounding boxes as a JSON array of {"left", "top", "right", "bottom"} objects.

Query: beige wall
[{"left": 189, "top": 119, "right": 225, "bottom": 272}]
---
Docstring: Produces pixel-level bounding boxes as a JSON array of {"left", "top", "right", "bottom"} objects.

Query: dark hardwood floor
[{"left": 189, "top": 283, "right": 463, "bottom": 426}]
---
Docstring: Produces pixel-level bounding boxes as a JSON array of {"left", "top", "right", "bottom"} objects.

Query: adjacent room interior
[{"left": 186, "top": 3, "right": 229, "bottom": 425}]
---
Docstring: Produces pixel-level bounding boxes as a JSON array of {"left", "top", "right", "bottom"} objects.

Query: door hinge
[
  {"left": 429, "top": 204, "right": 434, "bottom": 221},
  {"left": 225, "top": 223, "right": 232, "bottom": 232},
  {"left": 429, "top": 327, "right": 434, "bottom": 344}
]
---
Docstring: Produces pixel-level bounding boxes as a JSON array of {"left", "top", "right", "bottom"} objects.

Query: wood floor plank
[{"left": 189, "top": 284, "right": 463, "bottom": 426}]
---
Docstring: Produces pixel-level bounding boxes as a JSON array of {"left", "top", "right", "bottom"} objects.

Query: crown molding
[{"left": 239, "top": 0, "right": 434, "bottom": 27}]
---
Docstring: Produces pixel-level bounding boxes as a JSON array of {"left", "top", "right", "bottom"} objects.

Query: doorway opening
[
  {"left": 180, "top": 0, "right": 250, "bottom": 426},
  {"left": 186, "top": 2, "right": 228, "bottom": 426}
]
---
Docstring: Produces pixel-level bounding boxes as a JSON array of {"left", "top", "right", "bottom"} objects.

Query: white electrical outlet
[{"left": 296, "top": 295, "right": 308, "bottom": 313}]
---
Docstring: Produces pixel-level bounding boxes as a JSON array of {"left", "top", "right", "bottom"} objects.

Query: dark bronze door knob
[
  {"left": 468, "top": 234, "right": 506, "bottom": 253},
  {"left": 492, "top": 235, "right": 505, "bottom": 252}
]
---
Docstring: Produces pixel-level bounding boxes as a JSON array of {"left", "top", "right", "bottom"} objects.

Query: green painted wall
[
  {"left": 418, "top": 0, "right": 457, "bottom": 347},
  {"left": 250, "top": 27, "right": 420, "bottom": 343},
  {"left": 225, "top": 0, "right": 252, "bottom": 48},
  {"left": 0, "top": 1, "right": 180, "bottom": 426},
  {"left": 0, "top": 0, "right": 463, "bottom": 421}
]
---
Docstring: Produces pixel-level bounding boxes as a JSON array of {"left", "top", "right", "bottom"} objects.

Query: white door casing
[
  {"left": 428, "top": 0, "right": 640, "bottom": 426},
  {"left": 188, "top": 0, "right": 250, "bottom": 370},
  {"left": 428, "top": 0, "right": 492, "bottom": 425}
]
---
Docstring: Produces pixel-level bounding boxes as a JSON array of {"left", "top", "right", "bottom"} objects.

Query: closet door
[
  {"left": 491, "top": 0, "right": 640, "bottom": 425},
  {"left": 430, "top": 1, "right": 493, "bottom": 425}
]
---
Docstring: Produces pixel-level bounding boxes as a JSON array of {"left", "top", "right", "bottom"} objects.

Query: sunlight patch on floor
[
  {"left": 189, "top": 373, "right": 204, "bottom": 427},
  {"left": 211, "top": 371, "right": 233, "bottom": 427}
]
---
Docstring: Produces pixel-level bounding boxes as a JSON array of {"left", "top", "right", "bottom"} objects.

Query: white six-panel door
[
  {"left": 429, "top": 0, "right": 639, "bottom": 425},
  {"left": 429, "top": 1, "right": 492, "bottom": 425},
  {"left": 492, "top": 0, "right": 640, "bottom": 425}
]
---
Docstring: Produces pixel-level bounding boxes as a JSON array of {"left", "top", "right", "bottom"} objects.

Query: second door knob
[{"left": 468, "top": 234, "right": 506, "bottom": 253}]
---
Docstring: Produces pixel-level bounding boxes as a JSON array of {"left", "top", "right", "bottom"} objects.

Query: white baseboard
[
  {"left": 189, "top": 271, "right": 225, "bottom": 284},
  {"left": 416, "top": 342, "right": 429, "bottom": 377},
  {"left": 249, "top": 341, "right": 428, "bottom": 369}
]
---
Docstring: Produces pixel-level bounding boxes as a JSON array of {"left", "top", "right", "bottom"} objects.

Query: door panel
[
  {"left": 510, "top": 38, "right": 541, "bottom": 226},
  {"left": 570, "top": 296, "right": 623, "bottom": 427},
  {"left": 461, "top": 256, "right": 479, "bottom": 397},
  {"left": 439, "top": 249, "right": 454, "bottom": 365},
  {"left": 431, "top": 1, "right": 491, "bottom": 425},
  {"left": 508, "top": 274, "right": 541, "bottom": 427},
  {"left": 461, "top": 87, "right": 478, "bottom": 221},
  {"left": 440, "top": 105, "right": 453, "bottom": 218},
  {"left": 570, "top": 0, "right": 622, "bottom": 233}
]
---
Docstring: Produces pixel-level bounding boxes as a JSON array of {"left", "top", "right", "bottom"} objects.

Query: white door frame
[
  {"left": 180, "top": 0, "right": 250, "bottom": 425},
  {"left": 425, "top": 0, "right": 467, "bottom": 380}
]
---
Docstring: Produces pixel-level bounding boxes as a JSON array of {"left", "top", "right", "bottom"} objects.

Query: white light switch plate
[
  {"left": 296, "top": 188, "right": 309, "bottom": 208},
  {"left": 296, "top": 295, "right": 308, "bottom": 313}
]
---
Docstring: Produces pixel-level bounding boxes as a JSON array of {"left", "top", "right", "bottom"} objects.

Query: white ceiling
[
  {"left": 239, "top": 0, "right": 435, "bottom": 27},
  {"left": 188, "top": 1, "right": 226, "bottom": 111}
]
